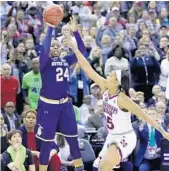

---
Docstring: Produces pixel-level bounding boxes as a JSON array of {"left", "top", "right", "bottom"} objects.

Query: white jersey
[{"left": 103, "top": 90, "right": 133, "bottom": 134}]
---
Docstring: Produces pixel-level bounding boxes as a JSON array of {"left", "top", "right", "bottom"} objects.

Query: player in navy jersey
[
  {"left": 68, "top": 37, "right": 169, "bottom": 171},
  {"left": 36, "top": 18, "right": 85, "bottom": 171}
]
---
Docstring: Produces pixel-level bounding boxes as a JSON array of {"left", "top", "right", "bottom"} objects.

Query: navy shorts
[{"left": 36, "top": 99, "right": 78, "bottom": 141}]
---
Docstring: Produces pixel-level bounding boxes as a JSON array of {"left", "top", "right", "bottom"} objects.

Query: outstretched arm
[
  {"left": 118, "top": 92, "right": 169, "bottom": 140},
  {"left": 70, "top": 43, "right": 106, "bottom": 92},
  {"left": 39, "top": 25, "right": 53, "bottom": 71}
]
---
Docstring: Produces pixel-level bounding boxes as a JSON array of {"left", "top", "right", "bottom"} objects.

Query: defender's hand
[{"left": 69, "top": 16, "right": 78, "bottom": 32}]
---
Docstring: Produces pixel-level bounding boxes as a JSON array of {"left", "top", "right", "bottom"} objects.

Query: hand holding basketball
[{"left": 43, "top": 4, "right": 64, "bottom": 27}]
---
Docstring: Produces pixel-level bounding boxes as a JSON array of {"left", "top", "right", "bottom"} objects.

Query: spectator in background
[
  {"left": 159, "top": 7, "right": 169, "bottom": 27},
  {"left": 90, "top": 83, "right": 102, "bottom": 108},
  {"left": 57, "top": 25, "right": 77, "bottom": 46},
  {"left": 1, "top": 130, "right": 35, "bottom": 171},
  {"left": 1, "top": 63, "right": 19, "bottom": 110},
  {"left": 0, "top": 113, "right": 9, "bottom": 154},
  {"left": 79, "top": 95, "right": 92, "bottom": 126},
  {"left": 130, "top": 44, "right": 161, "bottom": 102},
  {"left": 105, "top": 45, "right": 129, "bottom": 76},
  {"left": 93, "top": 4, "right": 106, "bottom": 29},
  {"left": 135, "top": 92, "right": 145, "bottom": 104},
  {"left": 136, "top": 21, "right": 148, "bottom": 39},
  {"left": 87, "top": 100, "right": 105, "bottom": 130},
  {"left": 148, "top": 85, "right": 162, "bottom": 106},
  {"left": 99, "top": 35, "right": 113, "bottom": 65},
  {"left": 25, "top": 38, "right": 37, "bottom": 69},
  {"left": 129, "top": 1, "right": 144, "bottom": 20},
  {"left": 68, "top": 95, "right": 81, "bottom": 124},
  {"left": 166, "top": 75, "right": 169, "bottom": 100},
  {"left": 88, "top": 46, "right": 104, "bottom": 77},
  {"left": 22, "top": 58, "right": 42, "bottom": 110},
  {"left": 1, "top": 1, "right": 11, "bottom": 28},
  {"left": 129, "top": 88, "right": 136, "bottom": 100},
  {"left": 159, "top": 48, "right": 169, "bottom": 91},
  {"left": 19, "top": 109, "right": 61, "bottom": 171},
  {"left": 3, "top": 102, "right": 20, "bottom": 131},
  {"left": 56, "top": 134, "right": 74, "bottom": 171},
  {"left": 71, "top": 2, "right": 96, "bottom": 28},
  {"left": 156, "top": 102, "right": 167, "bottom": 124},
  {"left": 135, "top": 107, "right": 164, "bottom": 171},
  {"left": 157, "top": 36, "right": 169, "bottom": 60},
  {"left": 96, "top": 16, "right": 123, "bottom": 44},
  {"left": 35, "top": 32, "right": 45, "bottom": 56}
]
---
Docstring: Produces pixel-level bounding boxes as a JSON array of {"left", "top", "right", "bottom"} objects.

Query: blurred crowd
[{"left": 1, "top": 1, "right": 169, "bottom": 171}]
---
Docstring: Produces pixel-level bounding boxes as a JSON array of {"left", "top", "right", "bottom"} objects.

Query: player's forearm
[
  {"left": 72, "top": 48, "right": 95, "bottom": 79},
  {"left": 73, "top": 31, "right": 86, "bottom": 53},
  {"left": 42, "top": 27, "right": 53, "bottom": 55}
]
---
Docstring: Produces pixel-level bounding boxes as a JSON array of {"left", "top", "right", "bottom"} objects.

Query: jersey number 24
[{"left": 56, "top": 67, "right": 69, "bottom": 82}]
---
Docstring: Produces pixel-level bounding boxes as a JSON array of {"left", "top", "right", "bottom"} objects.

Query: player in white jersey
[{"left": 68, "top": 36, "right": 169, "bottom": 171}]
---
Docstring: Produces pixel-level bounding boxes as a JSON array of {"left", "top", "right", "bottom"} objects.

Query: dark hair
[
  {"left": 7, "top": 130, "right": 22, "bottom": 141},
  {"left": 56, "top": 134, "right": 66, "bottom": 148},
  {"left": 107, "top": 45, "right": 126, "bottom": 59},
  {"left": 119, "top": 70, "right": 131, "bottom": 96}
]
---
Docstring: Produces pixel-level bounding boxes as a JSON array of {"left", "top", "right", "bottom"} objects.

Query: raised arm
[
  {"left": 70, "top": 41, "right": 106, "bottom": 92},
  {"left": 63, "top": 31, "right": 85, "bottom": 66},
  {"left": 40, "top": 26, "right": 53, "bottom": 71},
  {"left": 73, "top": 31, "right": 86, "bottom": 53},
  {"left": 118, "top": 92, "right": 169, "bottom": 140}
]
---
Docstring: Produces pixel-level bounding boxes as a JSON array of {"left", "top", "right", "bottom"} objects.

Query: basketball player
[
  {"left": 68, "top": 34, "right": 169, "bottom": 171},
  {"left": 36, "top": 18, "right": 85, "bottom": 171}
]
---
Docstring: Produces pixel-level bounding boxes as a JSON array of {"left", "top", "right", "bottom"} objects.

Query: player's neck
[{"left": 108, "top": 89, "right": 118, "bottom": 97}]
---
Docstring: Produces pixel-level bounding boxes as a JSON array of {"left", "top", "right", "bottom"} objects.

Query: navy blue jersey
[{"left": 39, "top": 27, "right": 85, "bottom": 99}]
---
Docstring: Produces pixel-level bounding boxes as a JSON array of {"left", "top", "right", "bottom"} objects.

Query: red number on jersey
[{"left": 106, "top": 116, "right": 114, "bottom": 130}]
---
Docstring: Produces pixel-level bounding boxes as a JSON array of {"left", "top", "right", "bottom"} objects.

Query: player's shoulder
[{"left": 118, "top": 92, "right": 129, "bottom": 104}]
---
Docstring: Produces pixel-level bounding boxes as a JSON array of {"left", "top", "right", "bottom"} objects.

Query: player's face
[
  {"left": 106, "top": 71, "right": 119, "bottom": 93},
  {"left": 50, "top": 40, "right": 61, "bottom": 57},
  {"left": 24, "top": 112, "right": 36, "bottom": 128}
]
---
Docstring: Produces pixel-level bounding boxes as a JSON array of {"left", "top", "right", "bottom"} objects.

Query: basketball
[{"left": 43, "top": 4, "right": 64, "bottom": 26}]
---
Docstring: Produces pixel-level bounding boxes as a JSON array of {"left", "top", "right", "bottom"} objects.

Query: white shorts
[{"left": 93, "top": 130, "right": 137, "bottom": 168}]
